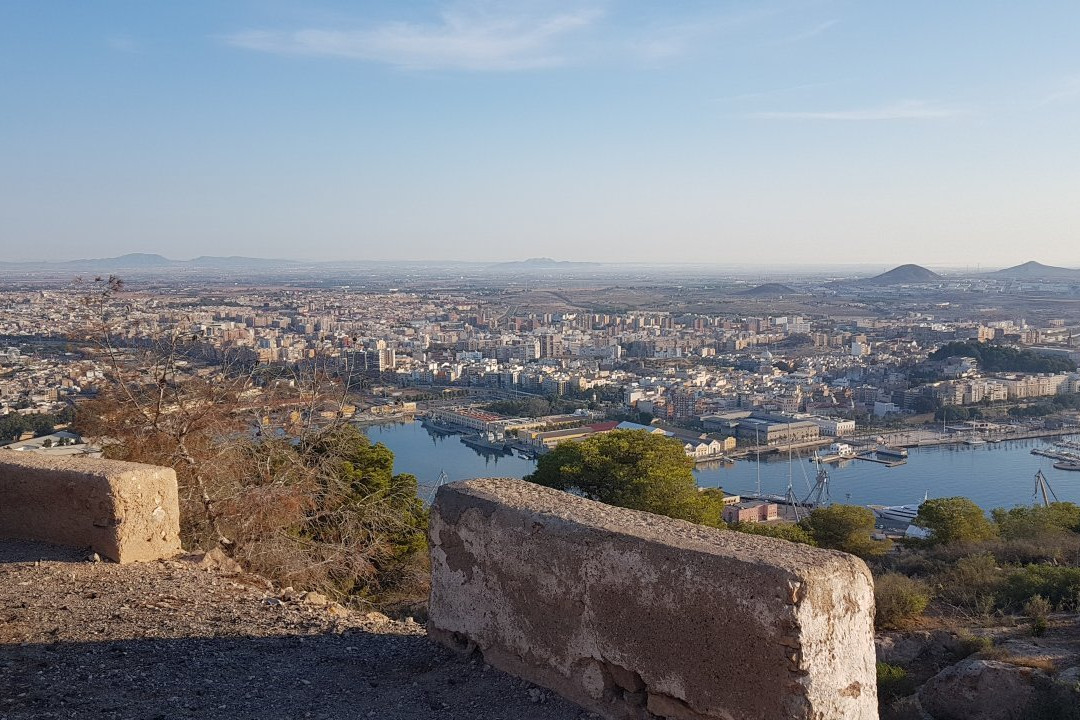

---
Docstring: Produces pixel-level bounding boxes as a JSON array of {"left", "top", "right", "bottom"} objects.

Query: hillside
[
  {"left": 988, "top": 260, "right": 1080, "bottom": 281},
  {"left": 736, "top": 282, "right": 798, "bottom": 297},
  {"left": 0, "top": 540, "right": 583, "bottom": 720},
  {"left": 929, "top": 340, "right": 1077, "bottom": 373},
  {"left": 859, "top": 264, "right": 941, "bottom": 285}
]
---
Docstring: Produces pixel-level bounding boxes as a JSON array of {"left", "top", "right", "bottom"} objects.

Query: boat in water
[
  {"left": 421, "top": 417, "right": 460, "bottom": 435},
  {"left": 870, "top": 492, "right": 927, "bottom": 524},
  {"left": 872, "top": 504, "right": 920, "bottom": 523},
  {"left": 1053, "top": 461, "right": 1080, "bottom": 472},
  {"left": 460, "top": 432, "right": 510, "bottom": 454},
  {"left": 875, "top": 445, "right": 909, "bottom": 459}
]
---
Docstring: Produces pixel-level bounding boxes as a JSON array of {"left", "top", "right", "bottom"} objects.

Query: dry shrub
[
  {"left": 78, "top": 356, "right": 426, "bottom": 604},
  {"left": 1024, "top": 594, "right": 1053, "bottom": 637},
  {"left": 875, "top": 572, "right": 931, "bottom": 630},
  {"left": 1005, "top": 655, "right": 1058, "bottom": 674},
  {"left": 933, "top": 552, "right": 1004, "bottom": 616},
  {"left": 72, "top": 277, "right": 429, "bottom": 608},
  {"left": 952, "top": 631, "right": 995, "bottom": 660}
]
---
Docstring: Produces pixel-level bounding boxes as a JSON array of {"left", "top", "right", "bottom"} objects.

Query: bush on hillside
[
  {"left": 1003, "top": 566, "right": 1080, "bottom": 613},
  {"left": 876, "top": 662, "right": 916, "bottom": 704},
  {"left": 992, "top": 503, "right": 1080, "bottom": 539},
  {"left": 1024, "top": 595, "right": 1053, "bottom": 637},
  {"left": 875, "top": 572, "right": 931, "bottom": 630},
  {"left": 933, "top": 552, "right": 1004, "bottom": 616},
  {"left": 730, "top": 521, "right": 816, "bottom": 546}
]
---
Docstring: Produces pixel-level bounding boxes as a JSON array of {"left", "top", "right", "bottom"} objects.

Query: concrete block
[
  {"left": 0, "top": 452, "right": 182, "bottom": 563},
  {"left": 429, "top": 478, "right": 877, "bottom": 720}
]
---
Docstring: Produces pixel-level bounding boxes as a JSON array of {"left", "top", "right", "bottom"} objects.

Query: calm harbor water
[{"left": 365, "top": 420, "right": 1080, "bottom": 511}]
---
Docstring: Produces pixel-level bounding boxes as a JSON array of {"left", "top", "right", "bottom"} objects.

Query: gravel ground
[{"left": 0, "top": 540, "right": 588, "bottom": 720}]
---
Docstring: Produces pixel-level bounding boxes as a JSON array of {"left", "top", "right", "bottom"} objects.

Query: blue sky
[{"left": 2, "top": 1, "right": 1078, "bottom": 267}]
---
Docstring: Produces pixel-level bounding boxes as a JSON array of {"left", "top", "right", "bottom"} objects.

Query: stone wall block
[
  {"left": 428, "top": 478, "right": 878, "bottom": 720},
  {"left": 0, "top": 453, "right": 182, "bottom": 562}
]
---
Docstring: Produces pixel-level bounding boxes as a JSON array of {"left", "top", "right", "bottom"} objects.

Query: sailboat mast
[{"left": 755, "top": 426, "right": 761, "bottom": 496}]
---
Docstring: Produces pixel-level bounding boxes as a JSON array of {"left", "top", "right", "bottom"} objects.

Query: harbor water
[{"left": 366, "top": 421, "right": 1080, "bottom": 511}]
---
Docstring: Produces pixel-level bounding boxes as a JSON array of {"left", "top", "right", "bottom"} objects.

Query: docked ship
[
  {"left": 870, "top": 492, "right": 927, "bottom": 525},
  {"left": 871, "top": 504, "right": 920, "bottom": 524},
  {"left": 421, "top": 417, "right": 460, "bottom": 435},
  {"left": 460, "top": 431, "right": 510, "bottom": 455},
  {"left": 875, "top": 445, "right": 909, "bottom": 459}
]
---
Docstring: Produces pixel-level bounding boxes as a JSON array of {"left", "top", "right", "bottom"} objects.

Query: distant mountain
[
  {"left": 856, "top": 264, "right": 941, "bottom": 286},
  {"left": 736, "top": 283, "right": 797, "bottom": 297},
  {"left": 0, "top": 254, "right": 302, "bottom": 271},
  {"left": 987, "top": 261, "right": 1080, "bottom": 281},
  {"left": 488, "top": 258, "right": 602, "bottom": 270},
  {"left": 86, "top": 252, "right": 176, "bottom": 267},
  {"left": 186, "top": 256, "right": 302, "bottom": 268}
]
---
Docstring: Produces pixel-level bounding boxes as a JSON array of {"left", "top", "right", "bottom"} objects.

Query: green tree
[
  {"left": 696, "top": 487, "right": 730, "bottom": 528},
  {"left": 525, "top": 430, "right": 706, "bottom": 522},
  {"left": 293, "top": 424, "right": 428, "bottom": 595},
  {"left": 992, "top": 502, "right": 1080, "bottom": 539},
  {"left": 731, "top": 521, "right": 816, "bottom": 545},
  {"left": 801, "top": 504, "right": 891, "bottom": 558},
  {"left": 935, "top": 405, "right": 971, "bottom": 422},
  {"left": 910, "top": 396, "right": 939, "bottom": 414},
  {"left": 914, "top": 497, "right": 996, "bottom": 545}
]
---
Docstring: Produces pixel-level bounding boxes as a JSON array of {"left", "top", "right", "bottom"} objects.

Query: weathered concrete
[
  {"left": 428, "top": 478, "right": 878, "bottom": 720},
  {"left": 0, "top": 452, "right": 181, "bottom": 563}
]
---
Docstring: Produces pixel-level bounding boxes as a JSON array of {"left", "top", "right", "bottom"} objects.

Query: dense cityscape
[{"left": 4, "top": 258, "right": 1080, "bottom": 467}]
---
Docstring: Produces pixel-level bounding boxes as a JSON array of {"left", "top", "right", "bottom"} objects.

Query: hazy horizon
[
  {"left": 1, "top": 251, "right": 1071, "bottom": 275},
  {"left": 3, "top": 2, "right": 1079, "bottom": 266}
]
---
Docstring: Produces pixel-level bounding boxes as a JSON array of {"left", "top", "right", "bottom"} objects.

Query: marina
[{"left": 365, "top": 420, "right": 1080, "bottom": 512}]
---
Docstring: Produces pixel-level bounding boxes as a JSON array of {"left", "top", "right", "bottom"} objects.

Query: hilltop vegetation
[
  {"left": 930, "top": 340, "right": 1076, "bottom": 373},
  {"left": 73, "top": 277, "right": 428, "bottom": 608},
  {"left": 526, "top": 433, "right": 1080, "bottom": 642},
  {"left": 525, "top": 431, "right": 892, "bottom": 556}
]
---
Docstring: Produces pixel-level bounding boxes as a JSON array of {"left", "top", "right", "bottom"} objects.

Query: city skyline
[{"left": 3, "top": 1, "right": 1079, "bottom": 265}]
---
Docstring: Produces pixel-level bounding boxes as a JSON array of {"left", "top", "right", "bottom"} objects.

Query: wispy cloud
[
  {"left": 713, "top": 79, "right": 846, "bottom": 104},
  {"left": 223, "top": 3, "right": 603, "bottom": 71},
  {"left": 1040, "top": 74, "right": 1080, "bottom": 105},
  {"left": 629, "top": 7, "right": 778, "bottom": 62},
  {"left": 775, "top": 19, "right": 839, "bottom": 45},
  {"left": 747, "top": 100, "right": 967, "bottom": 121},
  {"left": 106, "top": 35, "right": 142, "bottom": 54}
]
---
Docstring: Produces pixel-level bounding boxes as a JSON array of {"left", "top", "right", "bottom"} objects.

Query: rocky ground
[
  {"left": 0, "top": 540, "right": 589, "bottom": 720},
  {"left": 877, "top": 622, "right": 1080, "bottom": 720}
]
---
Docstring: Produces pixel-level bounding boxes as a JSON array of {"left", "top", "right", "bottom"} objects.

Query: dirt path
[{"left": 0, "top": 541, "right": 588, "bottom": 720}]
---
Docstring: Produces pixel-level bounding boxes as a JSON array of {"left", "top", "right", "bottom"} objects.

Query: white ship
[
  {"left": 870, "top": 493, "right": 928, "bottom": 524},
  {"left": 872, "top": 504, "right": 920, "bottom": 523}
]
